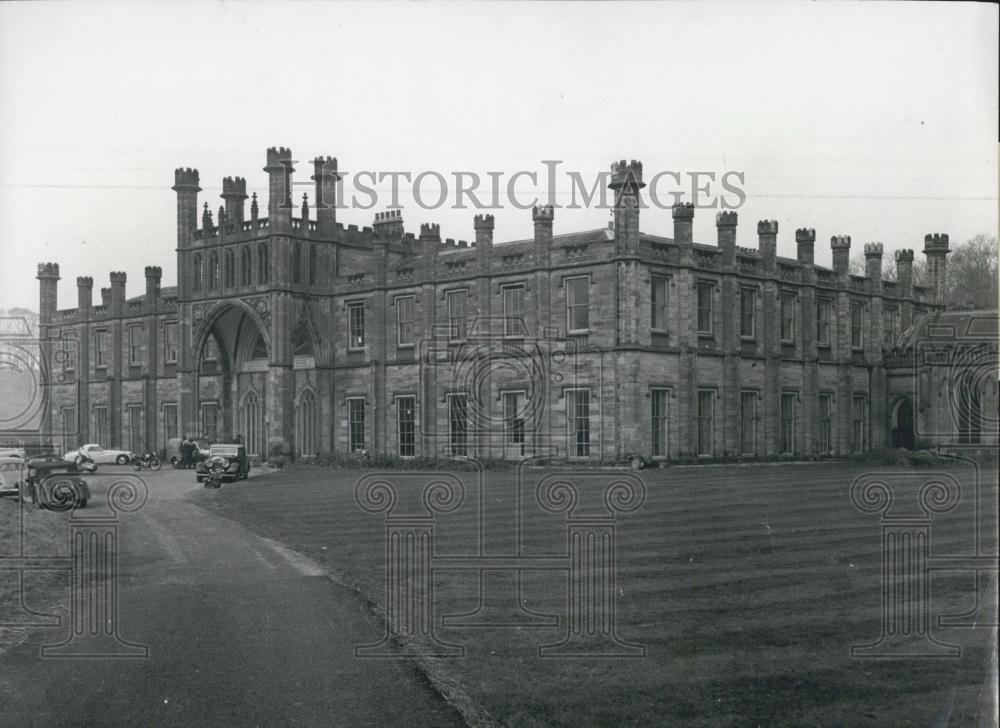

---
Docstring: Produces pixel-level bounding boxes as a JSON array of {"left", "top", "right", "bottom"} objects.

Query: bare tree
[
  {"left": 944, "top": 234, "right": 998, "bottom": 310},
  {"left": 849, "top": 252, "right": 925, "bottom": 284}
]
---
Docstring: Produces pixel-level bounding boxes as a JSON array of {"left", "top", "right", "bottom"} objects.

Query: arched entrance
[
  {"left": 892, "top": 397, "right": 915, "bottom": 450},
  {"left": 193, "top": 302, "right": 271, "bottom": 455}
]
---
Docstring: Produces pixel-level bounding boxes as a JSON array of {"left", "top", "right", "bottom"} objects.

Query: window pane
[
  {"left": 741, "top": 392, "right": 756, "bottom": 454},
  {"left": 651, "top": 389, "right": 668, "bottom": 457},
  {"left": 697, "top": 284, "right": 713, "bottom": 334},
  {"left": 397, "top": 397, "right": 415, "bottom": 457}
]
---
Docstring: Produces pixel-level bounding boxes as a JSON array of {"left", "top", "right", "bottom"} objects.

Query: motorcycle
[
  {"left": 204, "top": 455, "right": 228, "bottom": 489},
  {"left": 131, "top": 451, "right": 162, "bottom": 471}
]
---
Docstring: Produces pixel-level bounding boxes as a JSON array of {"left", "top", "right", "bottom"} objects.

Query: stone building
[{"left": 36, "top": 148, "right": 996, "bottom": 461}]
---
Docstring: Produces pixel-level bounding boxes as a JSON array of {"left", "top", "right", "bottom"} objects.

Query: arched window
[
  {"left": 292, "top": 241, "right": 302, "bottom": 284},
  {"left": 224, "top": 249, "right": 235, "bottom": 288},
  {"left": 240, "top": 247, "right": 252, "bottom": 287},
  {"left": 257, "top": 245, "right": 269, "bottom": 284},
  {"left": 309, "top": 244, "right": 318, "bottom": 285},
  {"left": 297, "top": 389, "right": 317, "bottom": 458},
  {"left": 192, "top": 254, "right": 203, "bottom": 291},
  {"left": 208, "top": 252, "right": 219, "bottom": 289},
  {"left": 241, "top": 392, "right": 262, "bottom": 458}
]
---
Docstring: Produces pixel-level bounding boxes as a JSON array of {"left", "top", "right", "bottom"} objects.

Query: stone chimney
[
  {"left": 757, "top": 220, "right": 778, "bottom": 271},
  {"left": 609, "top": 159, "right": 644, "bottom": 256},
  {"left": 864, "top": 243, "right": 883, "bottom": 293},
  {"left": 373, "top": 209, "right": 404, "bottom": 239},
  {"left": 77, "top": 275, "right": 93, "bottom": 312},
  {"left": 221, "top": 176, "right": 248, "bottom": 226},
  {"left": 923, "top": 233, "right": 950, "bottom": 302},
  {"left": 716, "top": 211, "right": 737, "bottom": 267},
  {"left": 312, "top": 156, "right": 339, "bottom": 235},
  {"left": 672, "top": 202, "right": 694, "bottom": 245},
  {"left": 831, "top": 236, "right": 852, "bottom": 278},
  {"left": 795, "top": 228, "right": 815, "bottom": 266}
]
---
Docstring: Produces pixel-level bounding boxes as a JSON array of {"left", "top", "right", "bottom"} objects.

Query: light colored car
[
  {"left": 0, "top": 448, "right": 27, "bottom": 461},
  {"left": 63, "top": 443, "right": 133, "bottom": 465},
  {"left": 0, "top": 456, "right": 27, "bottom": 497}
]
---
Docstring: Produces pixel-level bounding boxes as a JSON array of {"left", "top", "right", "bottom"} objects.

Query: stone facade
[{"left": 39, "top": 148, "right": 993, "bottom": 461}]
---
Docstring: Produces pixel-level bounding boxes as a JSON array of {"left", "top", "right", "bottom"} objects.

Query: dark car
[
  {"left": 24, "top": 455, "right": 92, "bottom": 509},
  {"left": 195, "top": 444, "right": 249, "bottom": 483}
]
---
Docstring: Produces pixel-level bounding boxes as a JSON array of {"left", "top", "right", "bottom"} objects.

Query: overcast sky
[{"left": 0, "top": 1, "right": 996, "bottom": 311}]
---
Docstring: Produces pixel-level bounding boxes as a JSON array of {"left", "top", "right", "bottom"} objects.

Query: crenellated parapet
[{"left": 37, "top": 262, "right": 60, "bottom": 279}]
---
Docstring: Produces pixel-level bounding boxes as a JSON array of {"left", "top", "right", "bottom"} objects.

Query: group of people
[{"left": 177, "top": 437, "right": 203, "bottom": 469}]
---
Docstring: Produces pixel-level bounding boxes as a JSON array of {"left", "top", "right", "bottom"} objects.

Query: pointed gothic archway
[
  {"left": 891, "top": 396, "right": 915, "bottom": 450},
  {"left": 191, "top": 300, "right": 272, "bottom": 451}
]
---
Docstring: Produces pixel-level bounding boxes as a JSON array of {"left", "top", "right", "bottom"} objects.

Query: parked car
[
  {"left": 24, "top": 455, "right": 92, "bottom": 509},
  {"left": 165, "top": 438, "right": 211, "bottom": 468},
  {"left": 63, "top": 443, "right": 133, "bottom": 465},
  {"left": 0, "top": 456, "right": 26, "bottom": 498},
  {"left": 195, "top": 444, "right": 249, "bottom": 483},
  {"left": 0, "top": 448, "right": 27, "bottom": 461}
]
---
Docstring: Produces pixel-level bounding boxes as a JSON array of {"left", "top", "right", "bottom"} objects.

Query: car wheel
[
  {"left": 170, "top": 457, "right": 179, "bottom": 468},
  {"left": 150, "top": 457, "right": 162, "bottom": 471},
  {"left": 116, "top": 454, "right": 129, "bottom": 465}
]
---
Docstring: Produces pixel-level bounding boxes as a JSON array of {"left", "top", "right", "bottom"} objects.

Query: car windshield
[
  {"left": 0, "top": 463, "right": 22, "bottom": 472},
  {"left": 210, "top": 445, "right": 240, "bottom": 456}
]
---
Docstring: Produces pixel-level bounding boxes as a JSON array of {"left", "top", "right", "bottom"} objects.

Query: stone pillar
[
  {"left": 76, "top": 276, "right": 93, "bottom": 444},
  {"left": 109, "top": 272, "right": 126, "bottom": 449},
  {"left": 831, "top": 236, "right": 852, "bottom": 279},
  {"left": 796, "top": 227, "right": 815, "bottom": 266},
  {"left": 758, "top": 220, "right": 778, "bottom": 273},
  {"left": 264, "top": 146, "right": 295, "bottom": 230},
  {"left": 895, "top": 249, "right": 914, "bottom": 331}
]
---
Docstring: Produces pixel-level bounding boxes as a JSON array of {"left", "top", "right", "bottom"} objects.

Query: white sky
[{"left": 0, "top": 1, "right": 996, "bottom": 311}]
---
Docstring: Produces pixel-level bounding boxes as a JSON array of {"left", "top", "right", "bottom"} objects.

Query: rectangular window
[
  {"left": 780, "top": 294, "right": 795, "bottom": 342},
  {"left": 503, "top": 391, "right": 525, "bottom": 456},
  {"left": 164, "top": 322, "right": 178, "bottom": 363},
  {"left": 61, "top": 406, "right": 76, "bottom": 453},
  {"left": 95, "top": 329, "right": 108, "bottom": 367},
  {"left": 852, "top": 396, "right": 867, "bottom": 453},
  {"left": 851, "top": 302, "right": 864, "bottom": 349},
  {"left": 780, "top": 393, "right": 796, "bottom": 454},
  {"left": 651, "top": 275, "right": 669, "bottom": 331},
  {"left": 446, "top": 290, "right": 467, "bottom": 340},
  {"left": 396, "top": 295, "right": 415, "bottom": 347},
  {"left": 503, "top": 285, "right": 526, "bottom": 337},
  {"left": 565, "top": 276, "right": 590, "bottom": 332},
  {"left": 348, "top": 303, "right": 365, "bottom": 349},
  {"left": 348, "top": 398, "right": 366, "bottom": 452},
  {"left": 651, "top": 389, "right": 668, "bottom": 457},
  {"left": 697, "top": 390, "right": 714, "bottom": 456},
  {"left": 740, "top": 391, "right": 756, "bottom": 455},
  {"left": 61, "top": 332, "right": 76, "bottom": 370},
  {"left": 126, "top": 404, "right": 143, "bottom": 454},
  {"left": 309, "top": 245, "right": 318, "bottom": 286},
  {"left": 740, "top": 288, "right": 756, "bottom": 338},
  {"left": 93, "top": 406, "right": 109, "bottom": 447},
  {"left": 566, "top": 389, "right": 591, "bottom": 457},
  {"left": 816, "top": 299, "right": 831, "bottom": 346},
  {"left": 696, "top": 282, "right": 714, "bottom": 335},
  {"left": 448, "top": 394, "right": 468, "bottom": 456},
  {"left": 200, "top": 402, "right": 218, "bottom": 443},
  {"left": 883, "top": 308, "right": 897, "bottom": 347},
  {"left": 397, "top": 396, "right": 416, "bottom": 457},
  {"left": 128, "top": 325, "right": 142, "bottom": 365},
  {"left": 162, "top": 403, "right": 178, "bottom": 447},
  {"left": 817, "top": 394, "right": 833, "bottom": 454}
]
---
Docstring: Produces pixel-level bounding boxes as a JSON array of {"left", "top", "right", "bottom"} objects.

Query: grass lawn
[
  {"left": 195, "top": 460, "right": 998, "bottom": 727},
  {"left": 0, "top": 498, "right": 68, "bottom": 652}
]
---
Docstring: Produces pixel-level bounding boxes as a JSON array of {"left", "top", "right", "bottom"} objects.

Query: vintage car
[
  {"left": 0, "top": 447, "right": 27, "bottom": 461},
  {"left": 24, "top": 455, "right": 92, "bottom": 509},
  {"left": 165, "top": 437, "right": 212, "bottom": 468},
  {"left": 0, "top": 456, "right": 26, "bottom": 498},
  {"left": 195, "top": 444, "right": 249, "bottom": 483},
  {"left": 63, "top": 443, "right": 133, "bottom": 465}
]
